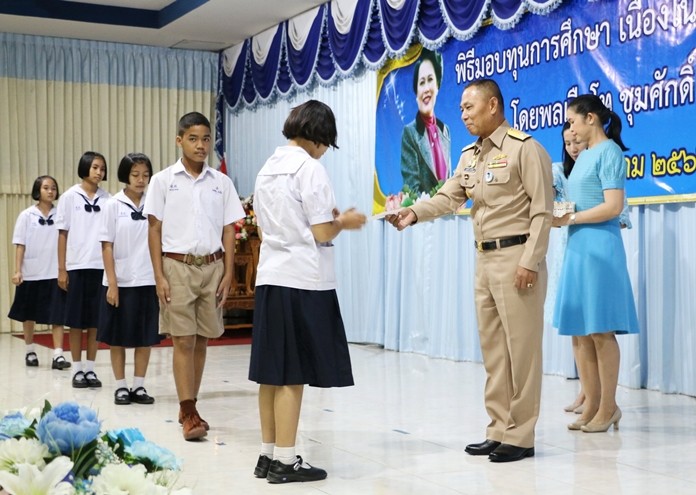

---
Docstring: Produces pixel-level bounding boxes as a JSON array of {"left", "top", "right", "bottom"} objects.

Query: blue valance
[{"left": 220, "top": 0, "right": 564, "bottom": 112}]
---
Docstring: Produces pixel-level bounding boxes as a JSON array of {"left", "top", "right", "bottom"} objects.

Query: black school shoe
[
  {"left": 84, "top": 371, "right": 102, "bottom": 388},
  {"left": 25, "top": 352, "right": 39, "bottom": 367},
  {"left": 52, "top": 356, "right": 72, "bottom": 370},
  {"left": 254, "top": 455, "right": 272, "bottom": 478},
  {"left": 129, "top": 387, "right": 155, "bottom": 404},
  {"left": 72, "top": 371, "right": 88, "bottom": 388},
  {"left": 266, "top": 456, "right": 327, "bottom": 484},
  {"left": 114, "top": 387, "right": 131, "bottom": 405}
]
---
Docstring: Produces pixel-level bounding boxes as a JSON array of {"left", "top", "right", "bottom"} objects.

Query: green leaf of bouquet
[
  {"left": 401, "top": 197, "right": 414, "bottom": 207},
  {"left": 71, "top": 438, "right": 100, "bottom": 480},
  {"left": 41, "top": 400, "right": 52, "bottom": 417},
  {"left": 23, "top": 419, "right": 38, "bottom": 439}
]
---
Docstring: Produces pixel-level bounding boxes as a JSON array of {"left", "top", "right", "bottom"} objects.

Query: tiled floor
[{"left": 2, "top": 333, "right": 695, "bottom": 494}]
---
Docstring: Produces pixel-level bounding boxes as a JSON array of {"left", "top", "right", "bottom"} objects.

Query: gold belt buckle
[
  {"left": 194, "top": 255, "right": 204, "bottom": 267},
  {"left": 477, "top": 241, "right": 483, "bottom": 253}
]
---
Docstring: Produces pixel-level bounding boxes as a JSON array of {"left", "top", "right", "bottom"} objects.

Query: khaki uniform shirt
[{"left": 410, "top": 121, "right": 553, "bottom": 271}]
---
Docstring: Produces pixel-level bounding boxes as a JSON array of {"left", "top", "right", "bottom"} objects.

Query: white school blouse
[
  {"left": 254, "top": 145, "right": 338, "bottom": 291},
  {"left": 54, "top": 184, "right": 111, "bottom": 270},
  {"left": 12, "top": 205, "right": 58, "bottom": 281},
  {"left": 143, "top": 159, "right": 244, "bottom": 256},
  {"left": 99, "top": 191, "right": 154, "bottom": 287}
]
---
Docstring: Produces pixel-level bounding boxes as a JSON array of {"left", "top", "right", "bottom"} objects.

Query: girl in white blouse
[{"left": 9, "top": 176, "right": 70, "bottom": 370}]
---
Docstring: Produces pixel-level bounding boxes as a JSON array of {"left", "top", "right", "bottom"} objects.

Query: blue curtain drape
[
  {"left": 286, "top": 6, "right": 325, "bottom": 87},
  {"left": 377, "top": 0, "right": 419, "bottom": 55},
  {"left": 249, "top": 25, "right": 283, "bottom": 101},
  {"left": 221, "top": 0, "right": 565, "bottom": 111}
]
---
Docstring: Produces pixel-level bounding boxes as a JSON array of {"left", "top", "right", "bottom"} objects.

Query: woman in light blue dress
[
  {"left": 553, "top": 95, "right": 639, "bottom": 433},
  {"left": 550, "top": 123, "right": 632, "bottom": 415}
]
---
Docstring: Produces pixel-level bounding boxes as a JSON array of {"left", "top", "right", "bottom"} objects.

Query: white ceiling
[{"left": 0, "top": 0, "right": 328, "bottom": 51}]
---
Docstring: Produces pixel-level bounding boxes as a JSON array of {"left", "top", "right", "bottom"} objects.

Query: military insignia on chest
[{"left": 488, "top": 153, "right": 508, "bottom": 169}]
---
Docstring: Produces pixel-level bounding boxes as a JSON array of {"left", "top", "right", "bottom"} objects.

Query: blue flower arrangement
[{"left": 0, "top": 401, "right": 190, "bottom": 494}]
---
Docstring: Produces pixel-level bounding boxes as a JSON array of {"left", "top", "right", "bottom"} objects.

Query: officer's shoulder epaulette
[
  {"left": 462, "top": 142, "right": 477, "bottom": 152},
  {"left": 507, "top": 128, "right": 531, "bottom": 141}
]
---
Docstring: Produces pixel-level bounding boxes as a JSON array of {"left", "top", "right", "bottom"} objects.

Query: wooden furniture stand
[{"left": 223, "top": 234, "right": 260, "bottom": 330}]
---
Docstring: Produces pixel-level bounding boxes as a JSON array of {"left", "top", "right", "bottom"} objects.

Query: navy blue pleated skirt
[
  {"left": 8, "top": 279, "right": 59, "bottom": 324},
  {"left": 248, "top": 285, "right": 354, "bottom": 388},
  {"left": 97, "top": 285, "right": 162, "bottom": 347},
  {"left": 50, "top": 269, "right": 103, "bottom": 329}
]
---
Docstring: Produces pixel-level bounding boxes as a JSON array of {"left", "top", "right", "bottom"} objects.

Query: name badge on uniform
[
  {"left": 488, "top": 153, "right": 508, "bottom": 169},
  {"left": 485, "top": 171, "right": 494, "bottom": 183}
]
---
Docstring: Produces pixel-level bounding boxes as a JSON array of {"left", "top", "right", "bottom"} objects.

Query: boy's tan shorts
[{"left": 159, "top": 256, "right": 225, "bottom": 338}]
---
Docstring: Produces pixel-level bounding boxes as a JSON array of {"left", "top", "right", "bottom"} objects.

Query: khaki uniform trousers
[{"left": 474, "top": 243, "right": 546, "bottom": 448}]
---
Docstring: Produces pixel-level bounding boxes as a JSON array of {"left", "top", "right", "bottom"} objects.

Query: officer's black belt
[{"left": 474, "top": 234, "right": 528, "bottom": 252}]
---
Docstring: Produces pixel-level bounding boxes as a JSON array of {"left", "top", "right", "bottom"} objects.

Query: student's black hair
[
  {"left": 560, "top": 121, "right": 576, "bottom": 179},
  {"left": 412, "top": 48, "right": 443, "bottom": 93},
  {"left": 31, "top": 175, "right": 60, "bottom": 201},
  {"left": 282, "top": 100, "right": 339, "bottom": 149},
  {"left": 117, "top": 153, "right": 153, "bottom": 184},
  {"left": 177, "top": 112, "right": 211, "bottom": 136},
  {"left": 466, "top": 78, "right": 505, "bottom": 110},
  {"left": 77, "top": 151, "right": 108, "bottom": 181},
  {"left": 568, "top": 94, "right": 629, "bottom": 151}
]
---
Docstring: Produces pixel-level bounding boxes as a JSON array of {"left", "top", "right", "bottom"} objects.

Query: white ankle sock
[
  {"left": 84, "top": 360, "right": 95, "bottom": 373},
  {"left": 53, "top": 347, "right": 63, "bottom": 358},
  {"left": 261, "top": 442, "right": 275, "bottom": 458},
  {"left": 25, "top": 344, "right": 35, "bottom": 353},
  {"left": 115, "top": 379, "right": 128, "bottom": 390},
  {"left": 72, "top": 362, "right": 83, "bottom": 376},
  {"left": 132, "top": 376, "right": 145, "bottom": 391},
  {"left": 273, "top": 446, "right": 296, "bottom": 465}
]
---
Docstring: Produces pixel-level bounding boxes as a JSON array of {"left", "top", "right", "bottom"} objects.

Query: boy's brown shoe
[
  {"left": 178, "top": 409, "right": 210, "bottom": 431},
  {"left": 181, "top": 413, "right": 207, "bottom": 441}
]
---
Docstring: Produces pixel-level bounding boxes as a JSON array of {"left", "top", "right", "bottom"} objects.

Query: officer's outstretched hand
[{"left": 386, "top": 208, "right": 416, "bottom": 231}]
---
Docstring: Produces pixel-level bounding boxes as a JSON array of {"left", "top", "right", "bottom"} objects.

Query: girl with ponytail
[{"left": 552, "top": 94, "right": 639, "bottom": 433}]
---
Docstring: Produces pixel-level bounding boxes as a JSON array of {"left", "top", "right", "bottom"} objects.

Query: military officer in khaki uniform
[{"left": 388, "top": 79, "right": 553, "bottom": 463}]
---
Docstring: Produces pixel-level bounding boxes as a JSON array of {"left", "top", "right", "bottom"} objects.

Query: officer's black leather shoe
[
  {"left": 465, "top": 439, "right": 501, "bottom": 456},
  {"left": 488, "top": 443, "right": 535, "bottom": 462}
]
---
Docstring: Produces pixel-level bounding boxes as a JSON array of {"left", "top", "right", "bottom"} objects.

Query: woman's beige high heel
[
  {"left": 563, "top": 398, "right": 584, "bottom": 413},
  {"left": 567, "top": 418, "right": 590, "bottom": 430},
  {"left": 581, "top": 408, "right": 622, "bottom": 433}
]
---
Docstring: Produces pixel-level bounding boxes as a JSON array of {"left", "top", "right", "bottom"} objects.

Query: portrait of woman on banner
[{"left": 400, "top": 48, "right": 452, "bottom": 196}]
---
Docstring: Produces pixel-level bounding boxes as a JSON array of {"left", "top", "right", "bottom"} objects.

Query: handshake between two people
[{"left": 385, "top": 208, "right": 416, "bottom": 231}]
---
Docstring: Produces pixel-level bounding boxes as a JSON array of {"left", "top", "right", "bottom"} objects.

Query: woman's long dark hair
[
  {"left": 568, "top": 94, "right": 628, "bottom": 151},
  {"left": 561, "top": 122, "right": 575, "bottom": 179}
]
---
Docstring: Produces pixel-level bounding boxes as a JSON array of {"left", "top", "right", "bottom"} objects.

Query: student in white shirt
[
  {"left": 98, "top": 153, "right": 161, "bottom": 406},
  {"left": 53, "top": 151, "right": 111, "bottom": 389},
  {"left": 249, "top": 100, "right": 367, "bottom": 484},
  {"left": 8, "top": 176, "right": 70, "bottom": 370},
  {"left": 144, "top": 112, "right": 244, "bottom": 441}
]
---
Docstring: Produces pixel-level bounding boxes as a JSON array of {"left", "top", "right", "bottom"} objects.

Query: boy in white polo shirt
[{"left": 144, "top": 112, "right": 244, "bottom": 441}]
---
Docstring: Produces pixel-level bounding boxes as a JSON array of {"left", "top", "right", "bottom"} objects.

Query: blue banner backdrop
[{"left": 374, "top": 0, "right": 696, "bottom": 212}]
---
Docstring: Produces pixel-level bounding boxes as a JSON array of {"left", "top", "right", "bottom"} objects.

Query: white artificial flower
[
  {"left": 146, "top": 470, "right": 193, "bottom": 495},
  {"left": 24, "top": 408, "right": 42, "bottom": 423},
  {"left": 90, "top": 463, "right": 157, "bottom": 495},
  {"left": 0, "top": 456, "right": 74, "bottom": 495},
  {"left": 146, "top": 469, "right": 178, "bottom": 487},
  {"left": 0, "top": 437, "right": 49, "bottom": 472}
]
